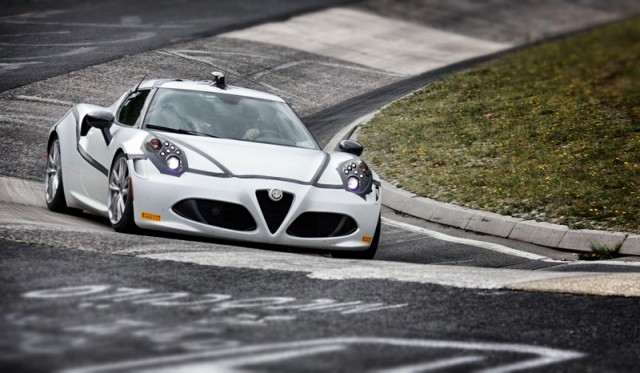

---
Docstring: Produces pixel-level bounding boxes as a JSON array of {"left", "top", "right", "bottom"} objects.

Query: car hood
[{"left": 162, "top": 134, "right": 328, "bottom": 183}]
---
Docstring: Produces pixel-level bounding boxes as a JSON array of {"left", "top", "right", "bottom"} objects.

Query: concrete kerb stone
[
  {"left": 466, "top": 210, "right": 523, "bottom": 239},
  {"left": 619, "top": 235, "right": 640, "bottom": 256},
  {"left": 326, "top": 109, "right": 640, "bottom": 256},
  {"left": 323, "top": 111, "right": 379, "bottom": 153},
  {"left": 420, "top": 200, "right": 475, "bottom": 230},
  {"left": 508, "top": 220, "right": 569, "bottom": 249},
  {"left": 379, "top": 180, "right": 415, "bottom": 213},
  {"left": 559, "top": 230, "right": 627, "bottom": 253}
]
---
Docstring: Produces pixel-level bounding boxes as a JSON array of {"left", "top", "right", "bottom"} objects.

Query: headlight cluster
[
  {"left": 144, "top": 136, "right": 188, "bottom": 176},
  {"left": 339, "top": 159, "right": 373, "bottom": 198}
]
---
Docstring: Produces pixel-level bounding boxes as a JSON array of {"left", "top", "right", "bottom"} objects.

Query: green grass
[{"left": 359, "top": 17, "right": 640, "bottom": 233}]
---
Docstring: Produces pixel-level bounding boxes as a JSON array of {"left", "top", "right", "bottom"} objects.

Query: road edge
[{"left": 324, "top": 109, "right": 640, "bottom": 257}]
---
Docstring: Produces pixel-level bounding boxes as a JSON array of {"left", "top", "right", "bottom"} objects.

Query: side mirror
[
  {"left": 84, "top": 111, "right": 114, "bottom": 145},
  {"left": 85, "top": 111, "right": 114, "bottom": 129},
  {"left": 338, "top": 140, "right": 364, "bottom": 157}
]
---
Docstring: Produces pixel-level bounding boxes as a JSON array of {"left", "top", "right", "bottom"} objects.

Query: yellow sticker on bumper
[{"left": 141, "top": 212, "right": 161, "bottom": 222}]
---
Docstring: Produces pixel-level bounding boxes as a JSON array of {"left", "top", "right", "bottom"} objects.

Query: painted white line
[
  {"left": 0, "top": 30, "right": 71, "bottom": 38},
  {"left": 63, "top": 337, "right": 583, "bottom": 373},
  {"left": 0, "top": 62, "right": 40, "bottom": 73},
  {"left": 375, "top": 355, "right": 485, "bottom": 373},
  {"left": 383, "top": 217, "right": 640, "bottom": 267},
  {"left": 137, "top": 249, "right": 584, "bottom": 290},
  {"left": 0, "top": 10, "right": 67, "bottom": 21},
  {"left": 0, "top": 20, "right": 177, "bottom": 29},
  {"left": 15, "top": 95, "right": 74, "bottom": 107},
  {"left": 148, "top": 345, "right": 348, "bottom": 373},
  {"left": 251, "top": 60, "right": 406, "bottom": 79},
  {"left": 0, "top": 32, "right": 156, "bottom": 47},
  {"left": 382, "top": 217, "right": 550, "bottom": 261},
  {"left": 0, "top": 47, "right": 97, "bottom": 61},
  {"left": 157, "top": 50, "right": 314, "bottom": 104}
]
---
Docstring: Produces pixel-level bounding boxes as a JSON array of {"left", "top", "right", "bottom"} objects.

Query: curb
[{"left": 325, "top": 112, "right": 640, "bottom": 257}]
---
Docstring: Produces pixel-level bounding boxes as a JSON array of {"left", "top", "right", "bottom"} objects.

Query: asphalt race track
[
  {"left": 2, "top": 1, "right": 640, "bottom": 372},
  {"left": 0, "top": 0, "right": 357, "bottom": 92}
]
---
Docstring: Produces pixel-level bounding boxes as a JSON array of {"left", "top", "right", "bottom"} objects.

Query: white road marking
[
  {"left": 157, "top": 49, "right": 316, "bottom": 104},
  {"left": 382, "top": 217, "right": 550, "bottom": 261},
  {"left": 375, "top": 355, "right": 485, "bottom": 373},
  {"left": 137, "top": 248, "right": 584, "bottom": 290},
  {"left": 145, "top": 345, "right": 348, "bottom": 373},
  {"left": 0, "top": 46, "right": 97, "bottom": 61},
  {"left": 0, "top": 62, "right": 40, "bottom": 72},
  {"left": 15, "top": 95, "right": 74, "bottom": 106},
  {"left": 0, "top": 10, "right": 67, "bottom": 21},
  {"left": 383, "top": 217, "right": 640, "bottom": 267},
  {"left": 250, "top": 60, "right": 406, "bottom": 79},
  {"left": 1, "top": 177, "right": 639, "bottom": 298},
  {"left": 0, "top": 30, "right": 71, "bottom": 38},
  {"left": 0, "top": 32, "right": 156, "bottom": 47},
  {"left": 62, "top": 337, "right": 583, "bottom": 373}
]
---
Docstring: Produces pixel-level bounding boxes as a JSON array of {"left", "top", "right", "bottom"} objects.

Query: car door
[{"left": 79, "top": 89, "right": 151, "bottom": 204}]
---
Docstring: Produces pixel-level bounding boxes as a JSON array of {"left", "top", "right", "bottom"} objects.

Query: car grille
[
  {"left": 255, "top": 190, "right": 294, "bottom": 234},
  {"left": 173, "top": 199, "right": 257, "bottom": 231},
  {"left": 287, "top": 212, "right": 357, "bottom": 238}
]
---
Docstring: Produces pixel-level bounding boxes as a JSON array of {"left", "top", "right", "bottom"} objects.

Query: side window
[{"left": 117, "top": 90, "right": 150, "bottom": 126}]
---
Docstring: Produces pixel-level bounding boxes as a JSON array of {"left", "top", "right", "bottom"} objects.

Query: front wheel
[
  {"left": 332, "top": 215, "right": 380, "bottom": 260},
  {"left": 45, "top": 137, "right": 70, "bottom": 212},
  {"left": 108, "top": 153, "right": 136, "bottom": 233}
]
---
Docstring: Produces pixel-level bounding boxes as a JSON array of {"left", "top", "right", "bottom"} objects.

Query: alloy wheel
[
  {"left": 108, "top": 157, "right": 131, "bottom": 224},
  {"left": 45, "top": 140, "right": 61, "bottom": 204}
]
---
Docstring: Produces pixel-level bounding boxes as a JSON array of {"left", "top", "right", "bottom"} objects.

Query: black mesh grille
[
  {"left": 287, "top": 212, "right": 357, "bottom": 238},
  {"left": 173, "top": 199, "right": 256, "bottom": 231},
  {"left": 255, "top": 190, "right": 294, "bottom": 234}
]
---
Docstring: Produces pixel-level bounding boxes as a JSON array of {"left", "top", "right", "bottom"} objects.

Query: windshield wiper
[{"left": 145, "top": 124, "right": 218, "bottom": 138}]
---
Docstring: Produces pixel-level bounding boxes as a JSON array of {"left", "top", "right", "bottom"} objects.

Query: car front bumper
[{"left": 130, "top": 159, "right": 381, "bottom": 251}]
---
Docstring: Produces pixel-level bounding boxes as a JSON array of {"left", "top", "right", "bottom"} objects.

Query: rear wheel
[
  {"left": 108, "top": 153, "right": 136, "bottom": 232},
  {"left": 332, "top": 215, "right": 380, "bottom": 260},
  {"left": 45, "top": 137, "right": 70, "bottom": 212}
]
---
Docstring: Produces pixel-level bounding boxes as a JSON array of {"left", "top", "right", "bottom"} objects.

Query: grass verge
[{"left": 359, "top": 18, "right": 640, "bottom": 233}]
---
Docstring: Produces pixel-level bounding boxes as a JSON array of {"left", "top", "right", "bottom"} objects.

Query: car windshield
[{"left": 144, "top": 88, "right": 319, "bottom": 150}]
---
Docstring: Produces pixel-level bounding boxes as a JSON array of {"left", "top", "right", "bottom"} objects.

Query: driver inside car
[{"left": 241, "top": 105, "right": 263, "bottom": 140}]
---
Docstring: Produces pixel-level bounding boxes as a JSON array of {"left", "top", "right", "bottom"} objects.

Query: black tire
[
  {"left": 332, "top": 215, "right": 381, "bottom": 260},
  {"left": 45, "top": 137, "right": 71, "bottom": 212},
  {"left": 108, "top": 153, "right": 137, "bottom": 233}
]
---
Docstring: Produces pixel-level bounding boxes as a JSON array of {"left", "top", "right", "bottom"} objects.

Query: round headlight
[
  {"left": 166, "top": 156, "right": 181, "bottom": 171},
  {"left": 347, "top": 176, "right": 360, "bottom": 191}
]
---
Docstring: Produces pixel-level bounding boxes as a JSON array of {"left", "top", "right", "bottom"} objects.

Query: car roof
[{"left": 138, "top": 78, "right": 286, "bottom": 103}]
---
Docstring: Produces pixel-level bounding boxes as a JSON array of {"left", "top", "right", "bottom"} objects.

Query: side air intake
[
  {"left": 287, "top": 212, "right": 357, "bottom": 238},
  {"left": 173, "top": 199, "right": 256, "bottom": 231}
]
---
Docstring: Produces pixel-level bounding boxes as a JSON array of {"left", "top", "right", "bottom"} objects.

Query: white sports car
[{"left": 45, "top": 73, "right": 382, "bottom": 258}]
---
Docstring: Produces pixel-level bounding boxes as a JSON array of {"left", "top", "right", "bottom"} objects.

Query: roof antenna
[
  {"left": 210, "top": 71, "right": 226, "bottom": 89},
  {"left": 133, "top": 74, "right": 147, "bottom": 93}
]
